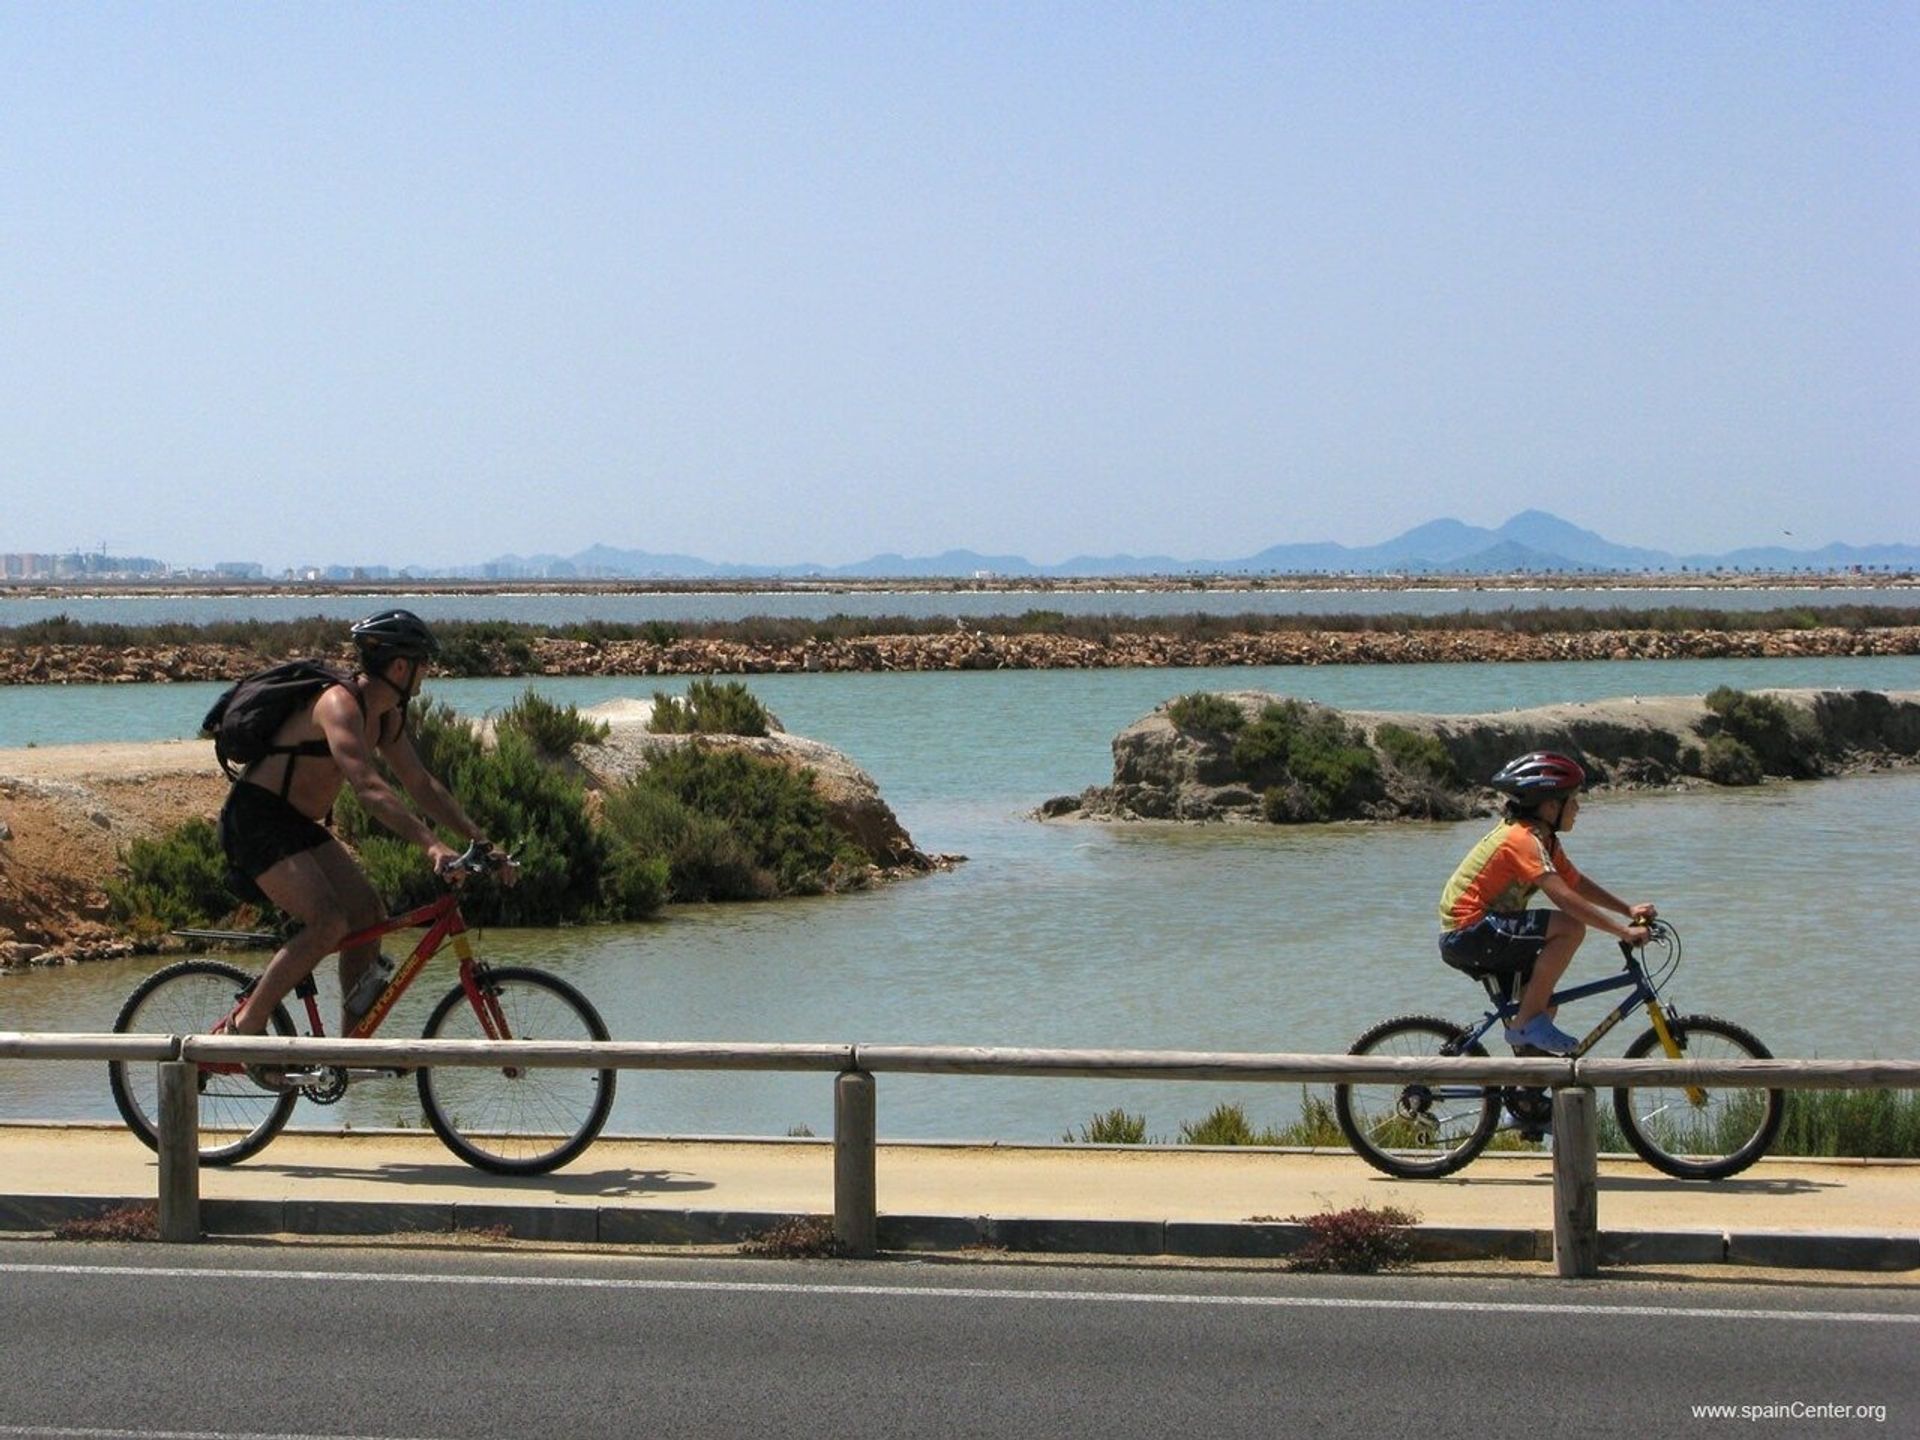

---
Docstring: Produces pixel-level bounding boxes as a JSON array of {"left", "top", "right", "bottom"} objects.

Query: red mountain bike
[{"left": 108, "top": 843, "right": 615, "bottom": 1175}]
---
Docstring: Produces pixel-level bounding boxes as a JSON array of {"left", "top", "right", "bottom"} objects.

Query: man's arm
[
  {"left": 379, "top": 727, "right": 489, "bottom": 847},
  {"left": 318, "top": 690, "right": 454, "bottom": 864}
]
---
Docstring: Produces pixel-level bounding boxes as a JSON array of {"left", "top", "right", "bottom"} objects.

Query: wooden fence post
[
  {"left": 834, "top": 1069, "right": 877, "bottom": 1258},
  {"left": 157, "top": 1060, "right": 201, "bottom": 1244},
  {"left": 1551, "top": 1086, "right": 1598, "bottom": 1278}
]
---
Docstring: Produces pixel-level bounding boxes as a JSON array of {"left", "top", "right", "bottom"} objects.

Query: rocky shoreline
[
  {"left": 4, "top": 623, "right": 1918, "bottom": 684},
  {"left": 1042, "top": 688, "right": 1920, "bottom": 826}
]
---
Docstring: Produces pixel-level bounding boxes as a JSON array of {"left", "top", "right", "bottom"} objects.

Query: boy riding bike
[
  {"left": 216, "top": 608, "right": 516, "bottom": 1078},
  {"left": 1437, "top": 750, "right": 1654, "bottom": 1055}
]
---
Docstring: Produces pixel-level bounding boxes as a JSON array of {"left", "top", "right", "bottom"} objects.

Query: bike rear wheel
[
  {"left": 1612, "top": 1013, "right": 1783, "bottom": 1180},
  {"left": 417, "top": 966, "right": 616, "bottom": 1175},
  {"left": 1335, "top": 1015, "right": 1500, "bottom": 1179},
  {"left": 107, "top": 959, "right": 298, "bottom": 1166}
]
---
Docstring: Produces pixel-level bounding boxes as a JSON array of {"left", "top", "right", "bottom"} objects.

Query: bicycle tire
[
  {"left": 1612, "top": 1013, "right": 1783, "bottom": 1180},
  {"left": 107, "top": 958, "right": 298, "bottom": 1166},
  {"left": 416, "top": 966, "right": 616, "bottom": 1175},
  {"left": 1334, "top": 1014, "right": 1501, "bottom": 1179}
]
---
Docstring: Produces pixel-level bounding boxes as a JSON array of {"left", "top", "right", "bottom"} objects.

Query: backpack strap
[{"left": 269, "top": 680, "right": 369, "bottom": 799}]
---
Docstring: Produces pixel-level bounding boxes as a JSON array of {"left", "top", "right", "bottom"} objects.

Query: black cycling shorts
[
  {"left": 219, "top": 781, "right": 332, "bottom": 899},
  {"left": 1437, "top": 910, "right": 1553, "bottom": 978}
]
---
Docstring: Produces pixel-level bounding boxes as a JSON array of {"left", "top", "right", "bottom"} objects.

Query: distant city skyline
[{"left": 4, "top": 5, "right": 1913, "bottom": 571}]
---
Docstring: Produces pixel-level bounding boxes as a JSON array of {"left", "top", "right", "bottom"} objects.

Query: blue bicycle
[{"left": 1334, "top": 920, "right": 1784, "bottom": 1180}]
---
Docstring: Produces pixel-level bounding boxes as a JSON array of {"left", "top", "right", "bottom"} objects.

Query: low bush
[
  {"left": 107, "top": 819, "right": 242, "bottom": 938},
  {"left": 648, "top": 679, "right": 772, "bottom": 737},
  {"left": 1166, "top": 693, "right": 1246, "bottom": 734},
  {"left": 495, "top": 687, "right": 610, "bottom": 756},
  {"left": 1179, "top": 1101, "right": 1286, "bottom": 1146},
  {"left": 1234, "top": 701, "right": 1383, "bottom": 821},
  {"left": 1286, "top": 1204, "right": 1418, "bottom": 1274},
  {"left": 1703, "top": 687, "right": 1825, "bottom": 778},
  {"left": 1064, "top": 1108, "right": 1150, "bottom": 1144},
  {"left": 1699, "top": 733, "right": 1764, "bottom": 786},
  {"left": 1374, "top": 723, "right": 1458, "bottom": 784},
  {"left": 601, "top": 744, "right": 867, "bottom": 901}
]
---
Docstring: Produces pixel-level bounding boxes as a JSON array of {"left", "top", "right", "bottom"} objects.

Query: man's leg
[
  {"left": 231, "top": 847, "right": 353, "bottom": 1035},
  {"left": 1513, "top": 911, "right": 1586, "bottom": 1027},
  {"left": 310, "top": 841, "right": 389, "bottom": 1028}
]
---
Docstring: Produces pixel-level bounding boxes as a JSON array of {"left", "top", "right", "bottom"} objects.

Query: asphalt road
[{"left": 0, "top": 1241, "right": 1914, "bottom": 1440}]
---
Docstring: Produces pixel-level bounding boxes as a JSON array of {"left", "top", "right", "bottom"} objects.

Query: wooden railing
[{"left": 6, "top": 1031, "right": 1918, "bottom": 1278}]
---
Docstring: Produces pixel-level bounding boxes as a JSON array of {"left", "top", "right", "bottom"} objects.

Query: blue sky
[{"left": 3, "top": 3, "right": 1913, "bottom": 570}]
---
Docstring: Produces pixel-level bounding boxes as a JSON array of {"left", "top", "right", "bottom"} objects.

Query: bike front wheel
[
  {"left": 1334, "top": 1015, "right": 1500, "bottom": 1179},
  {"left": 416, "top": 966, "right": 616, "bottom": 1175},
  {"left": 1612, "top": 1014, "right": 1783, "bottom": 1180},
  {"left": 107, "top": 958, "right": 298, "bottom": 1166}
]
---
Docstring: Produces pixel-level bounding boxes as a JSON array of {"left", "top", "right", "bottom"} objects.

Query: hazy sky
[{"left": 3, "top": 3, "right": 1914, "bottom": 570}]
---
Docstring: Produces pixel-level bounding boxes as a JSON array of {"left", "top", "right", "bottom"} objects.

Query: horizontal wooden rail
[{"left": 9, "top": 1031, "right": 1920, "bottom": 1278}]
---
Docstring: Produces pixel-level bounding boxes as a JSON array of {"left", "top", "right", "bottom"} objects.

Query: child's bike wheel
[
  {"left": 1611, "top": 1014, "right": 1784, "bottom": 1180},
  {"left": 107, "top": 958, "right": 298, "bottom": 1166},
  {"left": 1335, "top": 1014, "right": 1501, "bottom": 1179}
]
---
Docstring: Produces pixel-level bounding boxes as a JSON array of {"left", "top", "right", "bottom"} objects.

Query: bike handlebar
[{"left": 441, "top": 839, "right": 513, "bottom": 878}]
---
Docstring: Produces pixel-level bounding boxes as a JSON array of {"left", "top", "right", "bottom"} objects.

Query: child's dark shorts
[
  {"left": 219, "top": 782, "right": 332, "bottom": 900},
  {"left": 1438, "top": 910, "right": 1554, "bottom": 978}
]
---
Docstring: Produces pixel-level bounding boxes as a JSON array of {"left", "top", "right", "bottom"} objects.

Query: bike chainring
[
  {"left": 1502, "top": 1085, "right": 1553, "bottom": 1129},
  {"left": 300, "top": 1067, "right": 350, "bottom": 1105}
]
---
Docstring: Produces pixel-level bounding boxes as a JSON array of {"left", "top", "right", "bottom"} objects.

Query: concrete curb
[{"left": 5, "top": 1193, "right": 1915, "bottom": 1271}]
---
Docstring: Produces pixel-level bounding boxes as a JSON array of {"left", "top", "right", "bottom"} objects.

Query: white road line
[{"left": 1, "top": 1261, "right": 1914, "bottom": 1325}]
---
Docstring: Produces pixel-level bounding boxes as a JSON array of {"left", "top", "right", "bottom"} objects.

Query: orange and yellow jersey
[{"left": 1438, "top": 821, "right": 1584, "bottom": 932}]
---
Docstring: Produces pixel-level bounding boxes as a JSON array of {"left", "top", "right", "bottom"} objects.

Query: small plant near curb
[
  {"left": 1179, "top": 1101, "right": 1286, "bottom": 1146},
  {"left": 1286, "top": 1203, "right": 1419, "bottom": 1274},
  {"left": 740, "top": 1215, "right": 843, "bottom": 1259},
  {"left": 55, "top": 1203, "right": 159, "bottom": 1242},
  {"left": 1166, "top": 692, "right": 1246, "bottom": 734},
  {"left": 1064, "top": 1107, "right": 1150, "bottom": 1144}
]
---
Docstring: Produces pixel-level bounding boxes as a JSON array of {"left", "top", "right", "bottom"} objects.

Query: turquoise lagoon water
[{"left": 3, "top": 652, "right": 1918, "bottom": 1142}]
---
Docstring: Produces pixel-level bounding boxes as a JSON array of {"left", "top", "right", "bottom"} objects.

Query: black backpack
[{"left": 200, "top": 660, "right": 355, "bottom": 782}]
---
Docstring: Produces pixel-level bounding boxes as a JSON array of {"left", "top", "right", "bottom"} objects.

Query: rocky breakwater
[
  {"left": 1040, "top": 688, "right": 1920, "bottom": 826},
  {"left": 4, "top": 623, "right": 1918, "bottom": 683},
  {"left": 0, "top": 702, "right": 946, "bottom": 968}
]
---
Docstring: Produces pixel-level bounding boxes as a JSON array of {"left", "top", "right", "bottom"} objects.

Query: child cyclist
[{"left": 1437, "top": 751, "right": 1655, "bottom": 1055}]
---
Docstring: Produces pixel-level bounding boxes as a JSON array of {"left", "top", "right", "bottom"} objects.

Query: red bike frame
[{"left": 206, "top": 889, "right": 517, "bottom": 1072}]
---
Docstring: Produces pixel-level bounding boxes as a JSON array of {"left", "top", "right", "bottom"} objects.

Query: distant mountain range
[{"left": 473, "top": 510, "right": 1920, "bottom": 580}]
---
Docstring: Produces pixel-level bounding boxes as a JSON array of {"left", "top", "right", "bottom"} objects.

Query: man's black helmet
[
  {"left": 1490, "top": 750, "right": 1586, "bottom": 799},
  {"left": 349, "top": 608, "right": 439, "bottom": 659}
]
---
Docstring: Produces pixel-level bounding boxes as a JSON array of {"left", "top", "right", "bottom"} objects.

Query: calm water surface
[{"left": 4, "top": 653, "right": 1918, "bottom": 1141}]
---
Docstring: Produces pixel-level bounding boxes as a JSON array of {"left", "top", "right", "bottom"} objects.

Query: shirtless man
[{"left": 217, "top": 609, "right": 513, "bottom": 1062}]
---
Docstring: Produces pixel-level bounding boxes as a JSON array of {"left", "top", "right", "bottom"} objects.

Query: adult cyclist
[
  {"left": 1437, "top": 751, "right": 1654, "bottom": 1055},
  {"left": 217, "top": 609, "right": 514, "bottom": 1072}
]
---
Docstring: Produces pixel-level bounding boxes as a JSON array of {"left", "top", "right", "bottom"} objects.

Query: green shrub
[
  {"left": 495, "top": 687, "right": 610, "bottom": 757},
  {"left": 1166, "top": 692, "right": 1247, "bottom": 734},
  {"left": 1374, "top": 723, "right": 1458, "bottom": 784},
  {"left": 1703, "top": 687, "right": 1825, "bottom": 778},
  {"left": 1700, "top": 733, "right": 1764, "bottom": 786},
  {"left": 1064, "top": 1108, "right": 1149, "bottom": 1144},
  {"left": 1179, "top": 1101, "right": 1285, "bottom": 1146},
  {"left": 649, "top": 679, "right": 773, "bottom": 737},
  {"left": 108, "top": 819, "right": 242, "bottom": 937},
  {"left": 335, "top": 701, "right": 623, "bottom": 924},
  {"left": 1268, "top": 1091, "right": 1346, "bottom": 1146},
  {"left": 1236, "top": 701, "right": 1383, "bottom": 821},
  {"left": 1286, "top": 1204, "right": 1418, "bottom": 1274},
  {"left": 601, "top": 743, "right": 867, "bottom": 901}
]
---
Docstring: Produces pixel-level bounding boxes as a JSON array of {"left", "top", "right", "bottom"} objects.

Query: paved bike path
[{"left": 3, "top": 1123, "right": 1916, "bottom": 1270}]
